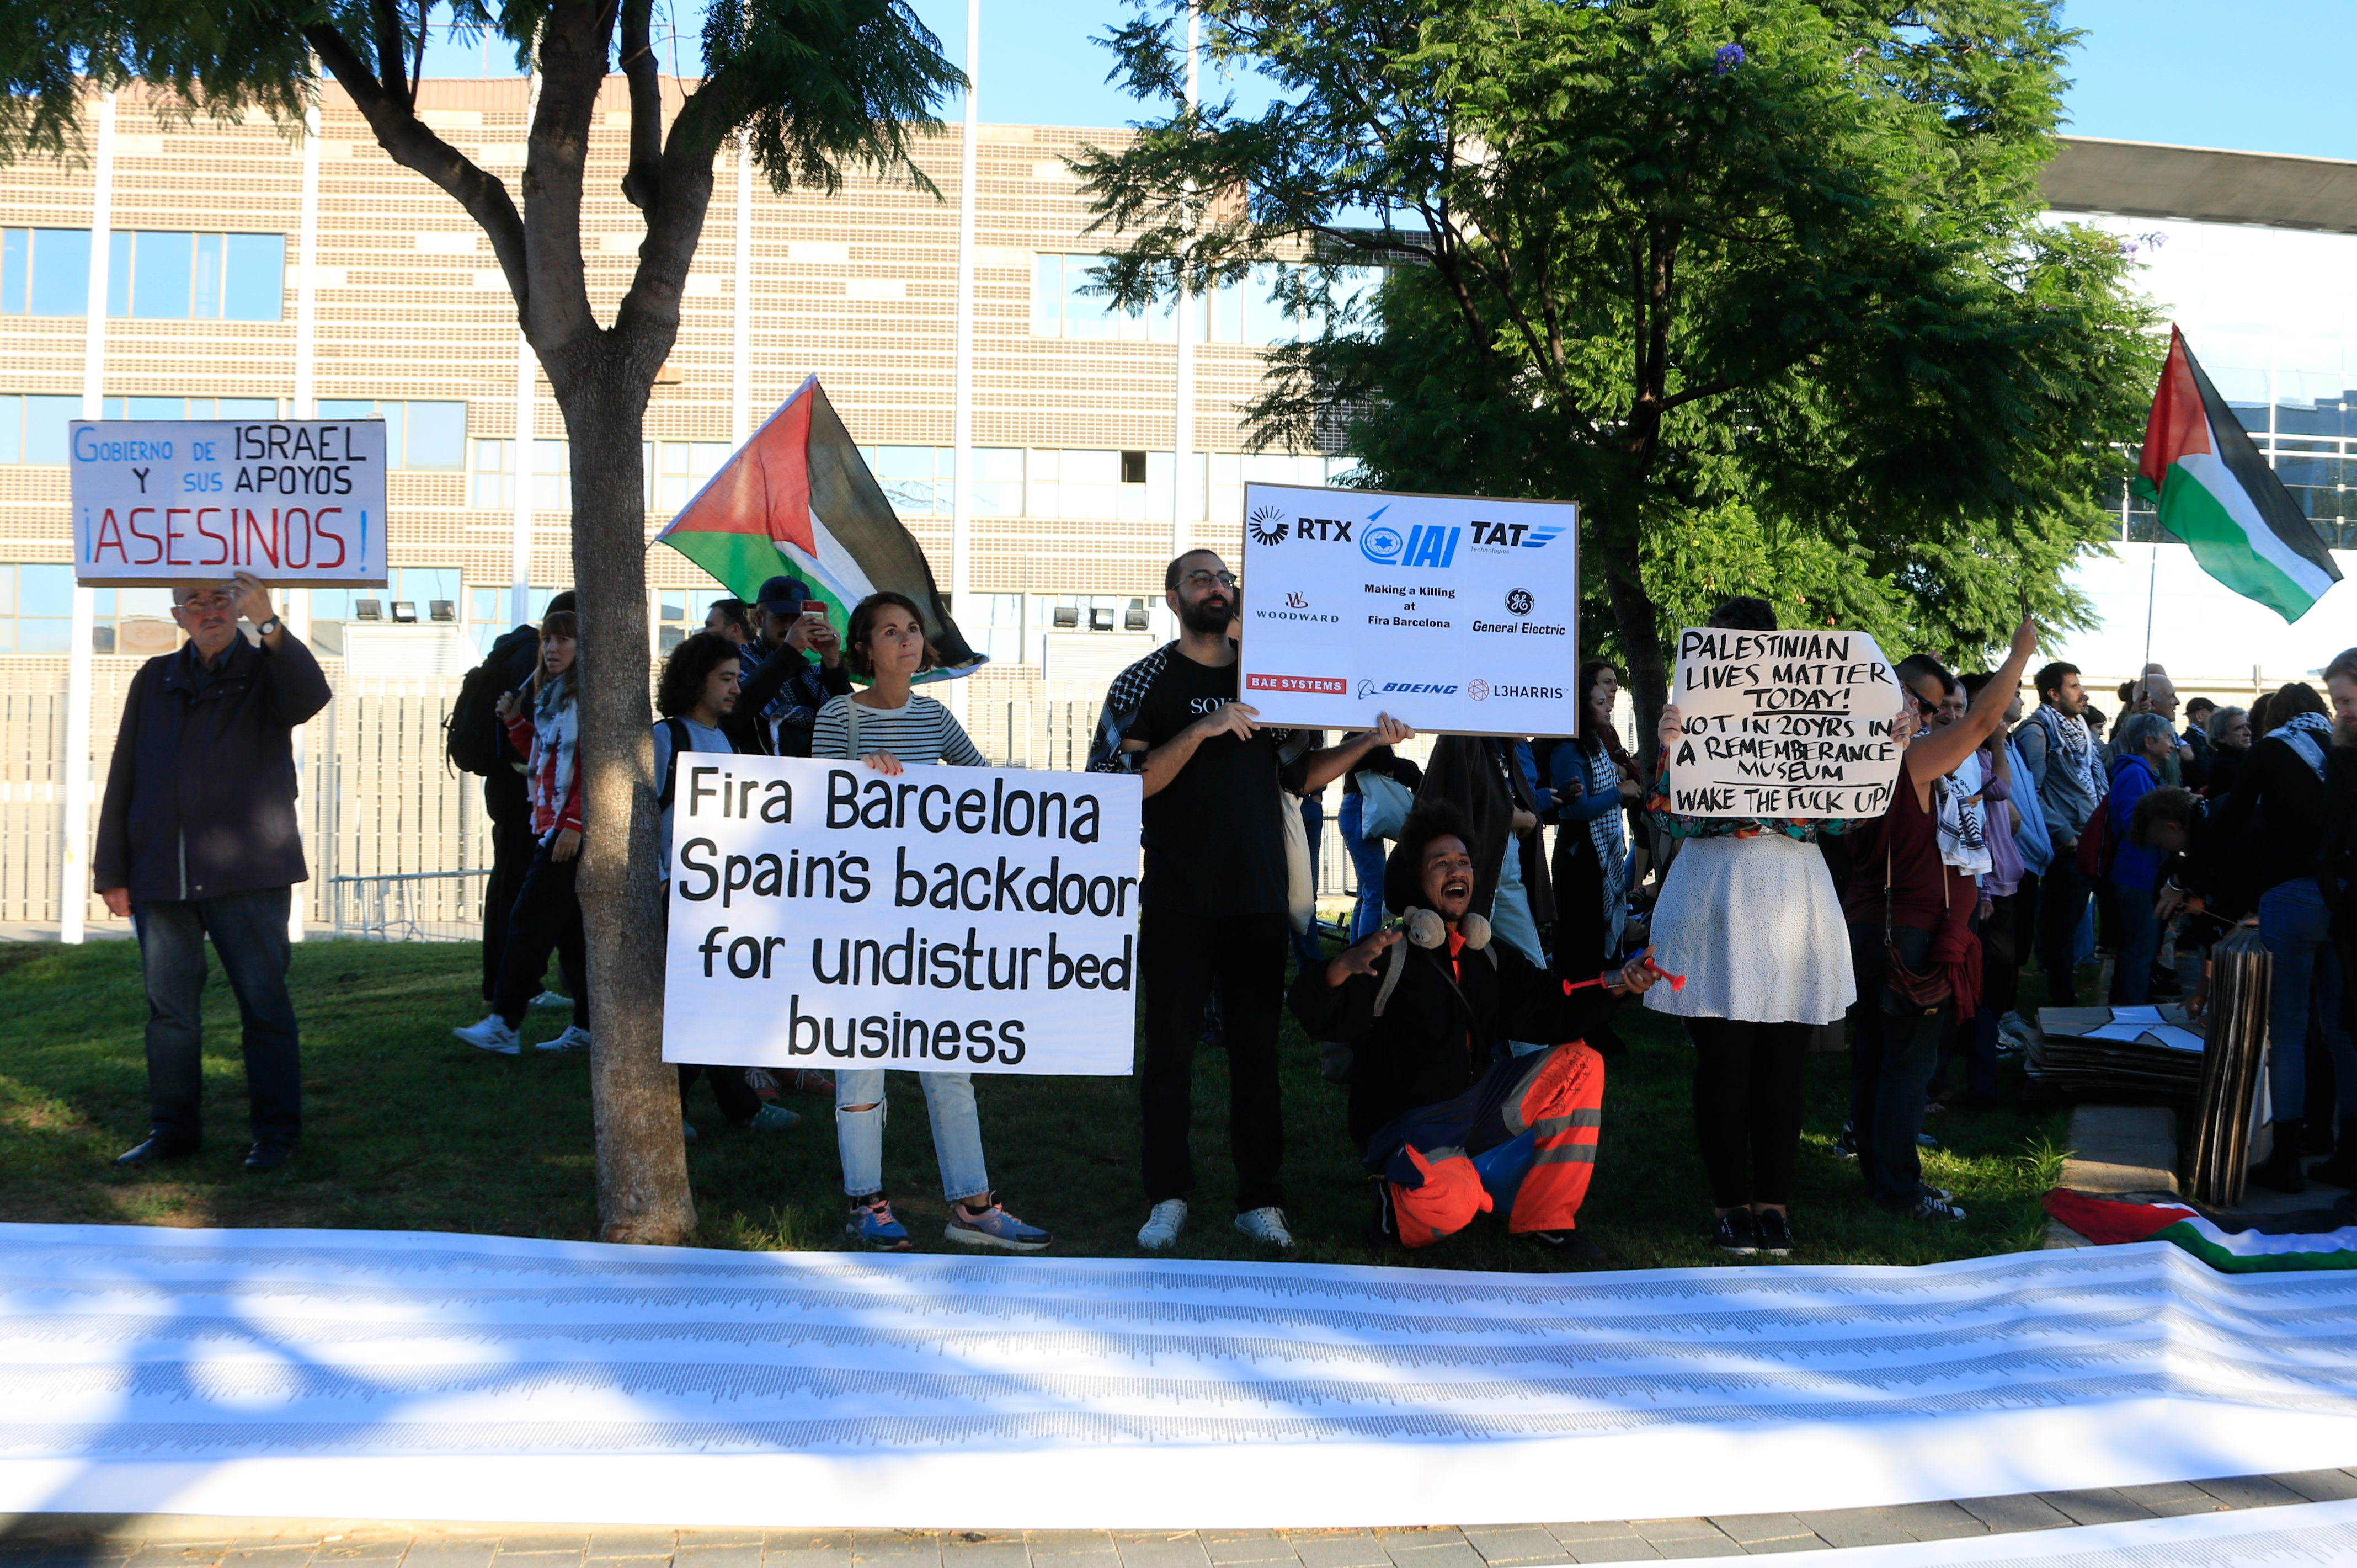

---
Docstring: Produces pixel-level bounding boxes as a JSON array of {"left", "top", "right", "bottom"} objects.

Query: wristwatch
[{"left": 257, "top": 617, "right": 281, "bottom": 638}]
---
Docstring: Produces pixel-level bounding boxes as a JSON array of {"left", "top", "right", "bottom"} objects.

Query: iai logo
[
  {"left": 1247, "top": 505, "right": 1289, "bottom": 547},
  {"left": 1362, "top": 522, "right": 1462, "bottom": 569},
  {"left": 1358, "top": 523, "right": 1405, "bottom": 566}
]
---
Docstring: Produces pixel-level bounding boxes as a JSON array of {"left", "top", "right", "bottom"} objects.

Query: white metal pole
[
  {"left": 61, "top": 90, "right": 115, "bottom": 944},
  {"left": 286, "top": 100, "right": 323, "bottom": 945},
  {"left": 948, "top": 0, "right": 979, "bottom": 721},
  {"left": 733, "top": 138, "right": 753, "bottom": 447},
  {"left": 1172, "top": 2, "right": 1199, "bottom": 560},
  {"left": 510, "top": 332, "right": 535, "bottom": 627}
]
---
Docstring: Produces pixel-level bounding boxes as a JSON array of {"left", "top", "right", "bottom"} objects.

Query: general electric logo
[
  {"left": 1247, "top": 506, "right": 1289, "bottom": 547},
  {"left": 1469, "top": 679, "right": 1491, "bottom": 702},
  {"left": 1505, "top": 589, "right": 1533, "bottom": 615}
]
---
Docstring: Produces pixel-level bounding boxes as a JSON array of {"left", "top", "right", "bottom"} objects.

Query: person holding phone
[
  {"left": 810, "top": 591, "right": 1052, "bottom": 1252},
  {"left": 729, "top": 574, "right": 852, "bottom": 756}
]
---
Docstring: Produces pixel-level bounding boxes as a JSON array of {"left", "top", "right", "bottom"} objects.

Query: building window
[
  {"left": 106, "top": 231, "right": 286, "bottom": 322},
  {"left": 316, "top": 399, "right": 466, "bottom": 470},
  {"left": 655, "top": 588, "right": 735, "bottom": 652},
  {"left": 855, "top": 446, "right": 1025, "bottom": 518},
  {"left": 1, "top": 228, "right": 93, "bottom": 317},
  {"left": 966, "top": 592, "right": 1025, "bottom": 665},
  {"left": 467, "top": 585, "right": 560, "bottom": 652},
  {"left": 310, "top": 568, "right": 461, "bottom": 647},
  {"left": 648, "top": 440, "right": 734, "bottom": 514},
  {"left": 1032, "top": 253, "right": 1179, "bottom": 342},
  {"left": 0, "top": 394, "right": 84, "bottom": 463},
  {"left": 471, "top": 438, "right": 569, "bottom": 508},
  {"left": 94, "top": 397, "right": 283, "bottom": 422},
  {"left": 0, "top": 563, "right": 74, "bottom": 653},
  {"left": 1032, "top": 254, "right": 1383, "bottom": 346}
]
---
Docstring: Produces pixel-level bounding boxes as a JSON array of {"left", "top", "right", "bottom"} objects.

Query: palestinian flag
[
  {"left": 2136, "top": 326, "right": 2342, "bottom": 623},
  {"left": 2044, "top": 1188, "right": 2357, "bottom": 1274},
  {"left": 652, "top": 375, "right": 982, "bottom": 676}
]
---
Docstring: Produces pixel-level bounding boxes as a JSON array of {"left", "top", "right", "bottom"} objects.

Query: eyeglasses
[{"left": 1182, "top": 570, "right": 1238, "bottom": 590}]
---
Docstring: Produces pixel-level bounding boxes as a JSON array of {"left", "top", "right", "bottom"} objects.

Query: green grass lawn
[{"left": 0, "top": 937, "right": 2065, "bottom": 1270}]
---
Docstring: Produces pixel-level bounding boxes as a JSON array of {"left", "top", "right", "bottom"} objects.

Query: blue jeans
[
  {"left": 1338, "top": 793, "right": 1390, "bottom": 942},
  {"left": 2260, "top": 879, "right": 2357, "bottom": 1123},
  {"left": 132, "top": 887, "right": 302, "bottom": 1149},
  {"left": 835, "top": 1069, "right": 990, "bottom": 1203},
  {"left": 2109, "top": 880, "right": 2159, "bottom": 1006}
]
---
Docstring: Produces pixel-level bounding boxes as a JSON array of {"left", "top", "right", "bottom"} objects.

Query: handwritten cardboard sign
[{"left": 1665, "top": 627, "right": 1906, "bottom": 818}]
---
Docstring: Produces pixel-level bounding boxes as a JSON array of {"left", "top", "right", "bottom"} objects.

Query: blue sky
[{"left": 423, "top": 0, "right": 2357, "bottom": 163}]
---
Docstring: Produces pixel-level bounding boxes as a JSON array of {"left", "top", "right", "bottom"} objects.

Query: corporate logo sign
[{"left": 1238, "top": 481, "right": 1579, "bottom": 733}]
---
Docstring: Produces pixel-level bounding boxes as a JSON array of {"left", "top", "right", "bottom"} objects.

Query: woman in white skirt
[{"left": 1644, "top": 598, "right": 1912, "bottom": 1258}]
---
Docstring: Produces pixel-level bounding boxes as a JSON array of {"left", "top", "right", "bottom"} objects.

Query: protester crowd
[{"left": 92, "top": 551, "right": 2357, "bottom": 1264}]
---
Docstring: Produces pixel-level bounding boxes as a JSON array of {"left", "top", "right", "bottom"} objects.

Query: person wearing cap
[{"left": 727, "top": 574, "right": 851, "bottom": 757}]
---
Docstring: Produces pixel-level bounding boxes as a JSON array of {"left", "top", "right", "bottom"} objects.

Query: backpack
[
  {"left": 2076, "top": 758, "right": 2137, "bottom": 881},
  {"left": 445, "top": 653, "right": 513, "bottom": 777},
  {"left": 658, "top": 716, "right": 740, "bottom": 809}
]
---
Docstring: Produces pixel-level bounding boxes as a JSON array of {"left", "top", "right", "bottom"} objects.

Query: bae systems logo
[{"left": 1246, "top": 506, "right": 1288, "bottom": 547}]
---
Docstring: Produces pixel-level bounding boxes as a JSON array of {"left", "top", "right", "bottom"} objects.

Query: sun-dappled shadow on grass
[{"left": 0, "top": 937, "right": 2068, "bottom": 1269}]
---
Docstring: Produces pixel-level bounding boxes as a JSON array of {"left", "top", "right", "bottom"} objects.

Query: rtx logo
[
  {"left": 1246, "top": 505, "right": 1288, "bottom": 547},
  {"left": 1470, "top": 519, "right": 1568, "bottom": 549},
  {"left": 1293, "top": 518, "right": 1355, "bottom": 542},
  {"left": 1361, "top": 523, "right": 1461, "bottom": 569}
]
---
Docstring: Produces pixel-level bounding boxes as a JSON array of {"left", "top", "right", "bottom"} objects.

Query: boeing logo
[{"left": 1356, "top": 679, "right": 1460, "bottom": 700}]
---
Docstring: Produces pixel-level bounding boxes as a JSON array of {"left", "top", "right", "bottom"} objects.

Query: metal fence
[{"left": 0, "top": 657, "right": 1367, "bottom": 937}]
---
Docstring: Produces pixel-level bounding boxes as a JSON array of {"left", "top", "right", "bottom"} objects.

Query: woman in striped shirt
[{"left": 811, "top": 591, "right": 1051, "bottom": 1251}]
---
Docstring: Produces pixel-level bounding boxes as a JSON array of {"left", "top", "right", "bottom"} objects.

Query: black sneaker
[
  {"left": 1525, "top": 1229, "right": 1607, "bottom": 1262},
  {"left": 1713, "top": 1209, "right": 1759, "bottom": 1255},
  {"left": 1753, "top": 1208, "right": 1793, "bottom": 1256},
  {"left": 1907, "top": 1192, "right": 1968, "bottom": 1224}
]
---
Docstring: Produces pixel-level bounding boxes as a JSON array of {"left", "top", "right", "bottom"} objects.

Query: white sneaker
[
  {"left": 1234, "top": 1206, "right": 1294, "bottom": 1248},
  {"left": 536, "top": 1024, "right": 592, "bottom": 1054},
  {"left": 1137, "top": 1199, "right": 1188, "bottom": 1250},
  {"left": 529, "top": 990, "right": 574, "bottom": 1010},
  {"left": 454, "top": 1015, "right": 519, "bottom": 1055}
]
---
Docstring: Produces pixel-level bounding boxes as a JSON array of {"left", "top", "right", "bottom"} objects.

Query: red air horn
[{"left": 1561, "top": 947, "right": 1687, "bottom": 994}]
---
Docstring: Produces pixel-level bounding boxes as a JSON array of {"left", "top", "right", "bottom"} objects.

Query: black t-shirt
[{"left": 1124, "top": 648, "right": 1302, "bottom": 916}]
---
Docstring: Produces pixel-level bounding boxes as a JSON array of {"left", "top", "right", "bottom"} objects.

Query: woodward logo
[
  {"left": 1251, "top": 607, "right": 1340, "bottom": 623},
  {"left": 1246, "top": 672, "right": 1347, "bottom": 694},
  {"left": 1356, "top": 679, "right": 1460, "bottom": 700}
]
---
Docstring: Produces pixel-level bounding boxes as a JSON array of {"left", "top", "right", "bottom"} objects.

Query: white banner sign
[
  {"left": 1666, "top": 627, "right": 1906, "bottom": 818},
  {"left": 70, "top": 419, "right": 389, "bottom": 586},
  {"left": 663, "top": 756, "right": 1143, "bottom": 1075},
  {"left": 1236, "top": 482, "right": 1579, "bottom": 733}
]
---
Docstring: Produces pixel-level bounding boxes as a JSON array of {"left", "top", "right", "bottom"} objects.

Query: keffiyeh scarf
[
  {"left": 2032, "top": 704, "right": 2103, "bottom": 803},
  {"left": 528, "top": 671, "right": 580, "bottom": 839},
  {"left": 2276, "top": 709, "right": 2333, "bottom": 781},
  {"left": 1576, "top": 737, "right": 1628, "bottom": 951}
]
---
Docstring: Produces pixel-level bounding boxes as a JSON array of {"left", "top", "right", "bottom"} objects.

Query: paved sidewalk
[{"left": 5, "top": 1469, "right": 2356, "bottom": 1565}]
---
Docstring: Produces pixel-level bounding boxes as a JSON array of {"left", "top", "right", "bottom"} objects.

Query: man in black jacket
[{"left": 95, "top": 572, "right": 333, "bottom": 1174}]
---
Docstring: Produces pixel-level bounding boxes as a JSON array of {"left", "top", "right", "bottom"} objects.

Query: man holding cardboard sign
[{"left": 98, "top": 571, "right": 332, "bottom": 1175}]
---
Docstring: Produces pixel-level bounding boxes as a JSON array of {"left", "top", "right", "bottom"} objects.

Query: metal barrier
[{"left": 327, "top": 868, "right": 492, "bottom": 943}]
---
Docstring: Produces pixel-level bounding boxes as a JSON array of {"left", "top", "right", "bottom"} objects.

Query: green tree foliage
[
  {"left": 0, "top": 0, "right": 960, "bottom": 1245},
  {"left": 1078, "top": 0, "right": 2161, "bottom": 723}
]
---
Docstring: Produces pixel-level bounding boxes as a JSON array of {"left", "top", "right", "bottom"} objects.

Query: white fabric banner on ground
[
  {"left": 1, "top": 1223, "right": 2354, "bottom": 1530},
  {"left": 1666, "top": 626, "right": 1905, "bottom": 818},
  {"left": 662, "top": 756, "right": 1140, "bottom": 1075},
  {"left": 1235, "top": 482, "right": 1579, "bottom": 735},
  {"left": 1801, "top": 1497, "right": 2357, "bottom": 1567}
]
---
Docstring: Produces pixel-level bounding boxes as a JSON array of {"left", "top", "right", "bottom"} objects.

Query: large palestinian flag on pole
[
  {"left": 2135, "top": 326, "right": 2342, "bottom": 623},
  {"left": 652, "top": 375, "right": 982, "bottom": 676}
]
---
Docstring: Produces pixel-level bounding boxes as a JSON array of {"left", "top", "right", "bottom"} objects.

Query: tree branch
[
  {"left": 305, "top": 22, "right": 527, "bottom": 305},
  {"left": 370, "top": 0, "right": 410, "bottom": 113},
  {"left": 618, "top": 0, "right": 664, "bottom": 214}
]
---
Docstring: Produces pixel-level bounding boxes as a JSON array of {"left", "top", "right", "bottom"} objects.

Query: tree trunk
[
  {"left": 553, "top": 360, "right": 697, "bottom": 1246},
  {"left": 1595, "top": 515, "right": 1668, "bottom": 755}
]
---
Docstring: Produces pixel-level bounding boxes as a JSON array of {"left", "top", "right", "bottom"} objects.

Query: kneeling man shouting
[{"left": 1290, "top": 803, "right": 1661, "bottom": 1259}]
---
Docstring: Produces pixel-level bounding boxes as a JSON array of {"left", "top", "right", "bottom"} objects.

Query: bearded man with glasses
[{"left": 1089, "top": 548, "right": 1411, "bottom": 1251}]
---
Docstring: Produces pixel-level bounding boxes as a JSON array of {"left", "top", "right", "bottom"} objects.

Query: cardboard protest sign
[
  {"left": 1236, "top": 482, "right": 1579, "bottom": 734},
  {"left": 662, "top": 756, "right": 1142, "bottom": 1075},
  {"left": 70, "top": 419, "right": 389, "bottom": 586},
  {"left": 1665, "top": 627, "right": 1906, "bottom": 818}
]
